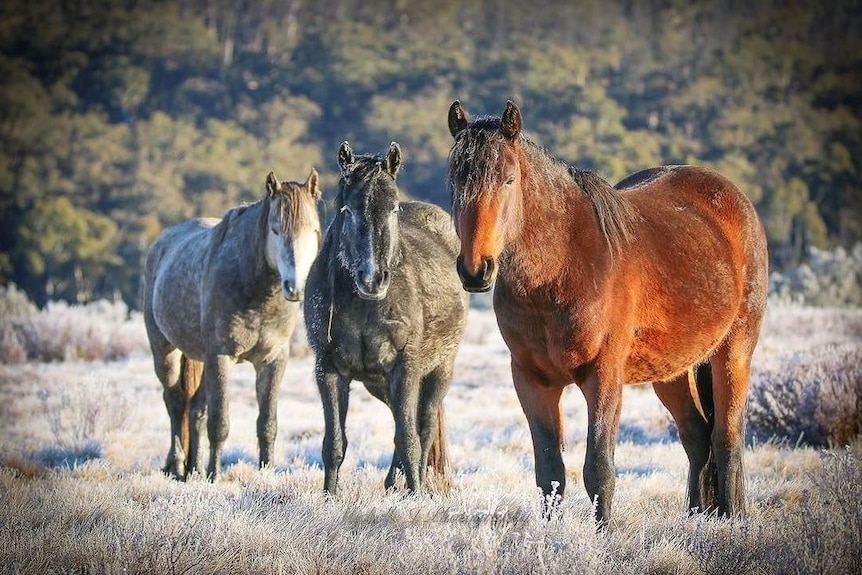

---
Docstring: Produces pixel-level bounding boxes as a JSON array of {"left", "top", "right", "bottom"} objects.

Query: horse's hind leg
[
  {"left": 359, "top": 384, "right": 402, "bottom": 490},
  {"left": 709, "top": 320, "right": 760, "bottom": 516},
  {"left": 653, "top": 366, "right": 717, "bottom": 513},
  {"left": 152, "top": 347, "right": 186, "bottom": 478},
  {"left": 384, "top": 450, "right": 403, "bottom": 490},
  {"left": 254, "top": 357, "right": 288, "bottom": 469},
  {"left": 185, "top": 363, "right": 207, "bottom": 477},
  {"left": 417, "top": 361, "right": 453, "bottom": 493}
]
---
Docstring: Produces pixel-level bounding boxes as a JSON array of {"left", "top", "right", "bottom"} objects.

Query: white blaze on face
[
  {"left": 291, "top": 225, "right": 319, "bottom": 292},
  {"left": 266, "top": 199, "right": 320, "bottom": 300}
]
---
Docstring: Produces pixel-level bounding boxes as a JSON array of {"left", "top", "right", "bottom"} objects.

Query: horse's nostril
[
  {"left": 381, "top": 270, "right": 390, "bottom": 283},
  {"left": 481, "top": 257, "right": 495, "bottom": 282}
]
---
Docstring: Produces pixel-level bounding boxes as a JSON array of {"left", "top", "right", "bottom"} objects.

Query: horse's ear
[
  {"left": 448, "top": 100, "right": 469, "bottom": 138},
  {"left": 384, "top": 142, "right": 401, "bottom": 177},
  {"left": 338, "top": 141, "right": 354, "bottom": 175},
  {"left": 500, "top": 100, "right": 522, "bottom": 140},
  {"left": 306, "top": 168, "right": 321, "bottom": 200},
  {"left": 266, "top": 171, "right": 279, "bottom": 197}
]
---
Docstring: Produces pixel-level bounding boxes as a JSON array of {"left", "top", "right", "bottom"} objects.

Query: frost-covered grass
[{"left": 0, "top": 302, "right": 861, "bottom": 574}]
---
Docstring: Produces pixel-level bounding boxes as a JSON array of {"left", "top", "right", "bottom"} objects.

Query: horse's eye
[
  {"left": 271, "top": 227, "right": 280, "bottom": 236},
  {"left": 504, "top": 175, "right": 516, "bottom": 186}
]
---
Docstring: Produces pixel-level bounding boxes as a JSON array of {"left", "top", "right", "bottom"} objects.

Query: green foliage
[
  {"left": 0, "top": 0, "right": 860, "bottom": 307},
  {"left": 14, "top": 197, "right": 121, "bottom": 304}
]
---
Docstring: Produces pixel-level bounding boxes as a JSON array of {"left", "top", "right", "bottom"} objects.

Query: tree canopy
[{"left": 1, "top": 0, "right": 860, "bottom": 307}]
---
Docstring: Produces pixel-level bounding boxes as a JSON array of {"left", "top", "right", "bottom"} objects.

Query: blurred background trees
[{"left": 1, "top": 0, "right": 859, "bottom": 308}]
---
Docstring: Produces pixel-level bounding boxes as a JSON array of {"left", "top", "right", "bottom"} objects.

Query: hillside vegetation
[{"left": 1, "top": 0, "right": 861, "bottom": 307}]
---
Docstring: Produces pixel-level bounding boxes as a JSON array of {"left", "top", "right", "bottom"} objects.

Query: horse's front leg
[
  {"left": 205, "top": 353, "right": 235, "bottom": 480},
  {"left": 254, "top": 357, "right": 288, "bottom": 469},
  {"left": 511, "top": 361, "right": 566, "bottom": 513},
  {"left": 316, "top": 358, "right": 349, "bottom": 495},
  {"left": 391, "top": 363, "right": 423, "bottom": 492},
  {"left": 580, "top": 368, "right": 623, "bottom": 526}
]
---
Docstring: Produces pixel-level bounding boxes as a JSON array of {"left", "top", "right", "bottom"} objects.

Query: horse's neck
[
  {"left": 213, "top": 201, "right": 274, "bottom": 289},
  {"left": 505, "top": 166, "right": 608, "bottom": 292}
]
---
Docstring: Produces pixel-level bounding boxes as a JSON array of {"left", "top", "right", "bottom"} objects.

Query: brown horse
[{"left": 447, "top": 100, "right": 768, "bottom": 524}]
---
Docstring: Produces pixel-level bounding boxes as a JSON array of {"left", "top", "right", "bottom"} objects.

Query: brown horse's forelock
[
  {"left": 447, "top": 116, "right": 507, "bottom": 212},
  {"left": 448, "top": 118, "right": 639, "bottom": 258}
]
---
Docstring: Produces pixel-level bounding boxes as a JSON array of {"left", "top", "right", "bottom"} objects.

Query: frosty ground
[{"left": 0, "top": 304, "right": 860, "bottom": 574}]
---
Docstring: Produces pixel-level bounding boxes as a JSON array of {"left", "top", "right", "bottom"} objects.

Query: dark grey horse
[
  {"left": 144, "top": 170, "right": 322, "bottom": 479},
  {"left": 304, "top": 142, "right": 468, "bottom": 494}
]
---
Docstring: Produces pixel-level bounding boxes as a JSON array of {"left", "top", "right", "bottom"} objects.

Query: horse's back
[
  {"left": 614, "top": 166, "right": 680, "bottom": 191},
  {"left": 398, "top": 201, "right": 460, "bottom": 256},
  {"left": 618, "top": 166, "right": 767, "bottom": 363}
]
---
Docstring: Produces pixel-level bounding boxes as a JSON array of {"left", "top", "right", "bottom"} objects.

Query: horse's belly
[
  {"left": 624, "top": 328, "right": 723, "bottom": 383},
  {"left": 152, "top": 276, "right": 206, "bottom": 359}
]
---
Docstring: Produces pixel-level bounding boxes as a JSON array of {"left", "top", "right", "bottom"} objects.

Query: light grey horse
[
  {"left": 143, "top": 169, "right": 322, "bottom": 479},
  {"left": 304, "top": 142, "right": 468, "bottom": 494}
]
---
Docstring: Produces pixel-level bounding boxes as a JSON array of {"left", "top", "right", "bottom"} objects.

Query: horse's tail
[
  {"left": 692, "top": 361, "right": 718, "bottom": 507},
  {"left": 179, "top": 354, "right": 204, "bottom": 462},
  {"left": 425, "top": 404, "right": 453, "bottom": 495},
  {"left": 691, "top": 362, "right": 715, "bottom": 425}
]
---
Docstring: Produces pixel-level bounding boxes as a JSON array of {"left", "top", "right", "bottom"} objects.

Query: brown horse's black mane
[
  {"left": 568, "top": 165, "right": 640, "bottom": 256},
  {"left": 448, "top": 119, "right": 639, "bottom": 256}
]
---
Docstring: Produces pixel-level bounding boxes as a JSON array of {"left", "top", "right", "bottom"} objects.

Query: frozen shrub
[
  {"left": 0, "top": 284, "right": 37, "bottom": 364},
  {"left": 38, "top": 377, "right": 134, "bottom": 453},
  {"left": 0, "top": 324, "right": 27, "bottom": 364},
  {"left": 0, "top": 283, "right": 38, "bottom": 320},
  {"left": 769, "top": 243, "right": 862, "bottom": 307},
  {"left": 748, "top": 343, "right": 862, "bottom": 447},
  {"left": 3, "top": 294, "right": 149, "bottom": 363}
]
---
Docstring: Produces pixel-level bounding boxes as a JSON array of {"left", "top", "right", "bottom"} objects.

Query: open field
[{"left": 1, "top": 304, "right": 861, "bottom": 574}]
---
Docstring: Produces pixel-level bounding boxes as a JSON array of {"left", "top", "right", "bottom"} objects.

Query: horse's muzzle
[
  {"left": 356, "top": 268, "right": 391, "bottom": 301},
  {"left": 282, "top": 281, "right": 303, "bottom": 302},
  {"left": 457, "top": 255, "right": 495, "bottom": 293}
]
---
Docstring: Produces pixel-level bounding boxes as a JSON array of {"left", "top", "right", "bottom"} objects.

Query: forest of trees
[{"left": 1, "top": 0, "right": 860, "bottom": 307}]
